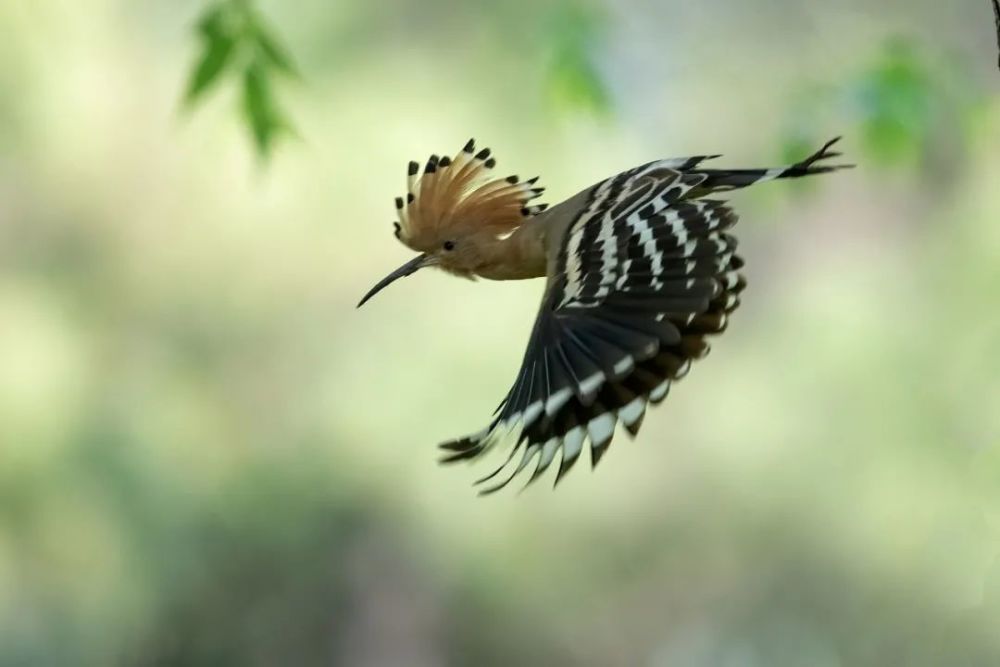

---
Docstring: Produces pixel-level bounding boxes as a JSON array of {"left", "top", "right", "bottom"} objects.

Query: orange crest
[{"left": 393, "top": 139, "right": 547, "bottom": 251}]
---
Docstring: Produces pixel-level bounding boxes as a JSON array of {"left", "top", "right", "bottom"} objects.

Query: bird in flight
[{"left": 358, "top": 138, "right": 851, "bottom": 494}]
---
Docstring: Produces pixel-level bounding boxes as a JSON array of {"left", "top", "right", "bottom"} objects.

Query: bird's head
[{"left": 357, "top": 139, "right": 547, "bottom": 307}]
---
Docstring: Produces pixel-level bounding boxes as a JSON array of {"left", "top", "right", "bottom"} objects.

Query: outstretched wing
[{"left": 441, "top": 138, "right": 849, "bottom": 493}]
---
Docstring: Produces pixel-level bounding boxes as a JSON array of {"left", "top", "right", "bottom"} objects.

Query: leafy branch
[{"left": 184, "top": 0, "right": 299, "bottom": 158}]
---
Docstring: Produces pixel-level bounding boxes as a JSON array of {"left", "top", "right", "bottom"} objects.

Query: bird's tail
[{"left": 692, "top": 137, "right": 853, "bottom": 193}]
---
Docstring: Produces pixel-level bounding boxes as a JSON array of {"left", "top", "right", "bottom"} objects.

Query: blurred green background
[{"left": 1, "top": 1, "right": 999, "bottom": 665}]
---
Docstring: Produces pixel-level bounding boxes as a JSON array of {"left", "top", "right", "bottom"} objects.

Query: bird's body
[{"left": 359, "top": 138, "right": 850, "bottom": 493}]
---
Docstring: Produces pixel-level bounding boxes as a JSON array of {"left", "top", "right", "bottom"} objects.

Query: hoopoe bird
[{"left": 358, "top": 138, "right": 851, "bottom": 494}]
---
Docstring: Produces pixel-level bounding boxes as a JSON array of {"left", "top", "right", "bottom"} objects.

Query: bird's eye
[{"left": 443, "top": 240, "right": 456, "bottom": 251}]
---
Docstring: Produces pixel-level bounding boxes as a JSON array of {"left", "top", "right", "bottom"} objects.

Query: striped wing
[{"left": 441, "top": 138, "right": 849, "bottom": 493}]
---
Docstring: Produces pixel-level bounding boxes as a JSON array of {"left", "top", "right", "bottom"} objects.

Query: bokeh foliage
[
  {"left": 183, "top": 0, "right": 617, "bottom": 157},
  {"left": 185, "top": 0, "right": 299, "bottom": 156},
  {"left": 186, "top": 2, "right": 984, "bottom": 173},
  {"left": 542, "top": 0, "right": 613, "bottom": 116}
]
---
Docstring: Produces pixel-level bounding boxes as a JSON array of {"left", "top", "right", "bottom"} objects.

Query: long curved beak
[{"left": 357, "top": 253, "right": 431, "bottom": 308}]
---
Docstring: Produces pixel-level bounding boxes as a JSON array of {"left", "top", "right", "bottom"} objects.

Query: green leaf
[
  {"left": 185, "top": 6, "right": 238, "bottom": 106},
  {"left": 544, "top": 1, "right": 612, "bottom": 116},
  {"left": 185, "top": 34, "right": 237, "bottom": 105},
  {"left": 242, "top": 61, "right": 285, "bottom": 157},
  {"left": 252, "top": 21, "right": 299, "bottom": 77},
  {"left": 196, "top": 4, "right": 228, "bottom": 40},
  {"left": 853, "top": 40, "right": 933, "bottom": 165},
  {"left": 547, "top": 51, "right": 611, "bottom": 115}
]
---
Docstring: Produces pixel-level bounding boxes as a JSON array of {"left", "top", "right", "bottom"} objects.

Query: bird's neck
[{"left": 474, "top": 221, "right": 548, "bottom": 281}]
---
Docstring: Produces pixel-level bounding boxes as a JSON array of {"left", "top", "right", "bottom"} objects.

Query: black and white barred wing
[
  {"left": 441, "top": 159, "right": 743, "bottom": 491},
  {"left": 440, "top": 139, "right": 847, "bottom": 494}
]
